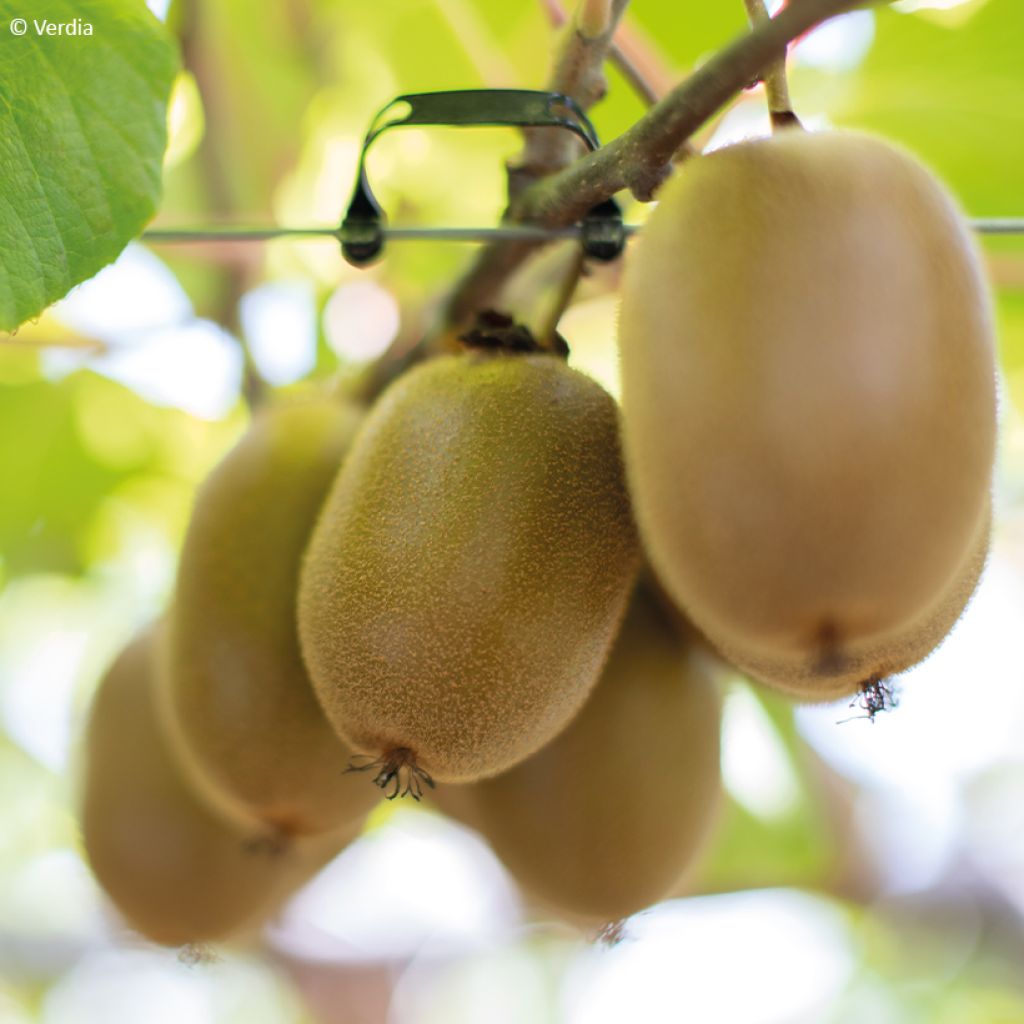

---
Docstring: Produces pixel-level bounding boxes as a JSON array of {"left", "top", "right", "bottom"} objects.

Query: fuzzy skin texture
[
  {"left": 435, "top": 586, "right": 722, "bottom": 923},
  {"left": 162, "top": 398, "right": 378, "bottom": 836},
  {"left": 298, "top": 352, "right": 640, "bottom": 782},
  {"left": 717, "top": 502, "right": 992, "bottom": 700},
  {"left": 619, "top": 130, "right": 996, "bottom": 699},
  {"left": 81, "top": 629, "right": 359, "bottom": 947}
]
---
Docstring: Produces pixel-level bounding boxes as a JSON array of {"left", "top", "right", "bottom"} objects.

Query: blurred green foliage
[{"left": 837, "top": 1, "right": 1024, "bottom": 215}]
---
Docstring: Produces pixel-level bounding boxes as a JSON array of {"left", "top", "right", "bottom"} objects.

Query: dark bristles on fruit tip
[
  {"left": 838, "top": 676, "right": 899, "bottom": 724},
  {"left": 345, "top": 748, "right": 436, "bottom": 801}
]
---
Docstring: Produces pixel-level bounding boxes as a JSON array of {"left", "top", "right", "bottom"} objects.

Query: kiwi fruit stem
[{"left": 742, "top": 0, "right": 801, "bottom": 131}]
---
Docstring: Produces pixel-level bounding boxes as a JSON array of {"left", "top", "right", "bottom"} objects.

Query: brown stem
[
  {"left": 612, "top": 21, "right": 674, "bottom": 107},
  {"left": 538, "top": 246, "right": 586, "bottom": 351},
  {"left": 441, "top": 0, "right": 865, "bottom": 333},
  {"left": 510, "top": 0, "right": 631, "bottom": 196},
  {"left": 539, "top": 0, "right": 677, "bottom": 107},
  {"left": 742, "top": 0, "right": 802, "bottom": 130}
]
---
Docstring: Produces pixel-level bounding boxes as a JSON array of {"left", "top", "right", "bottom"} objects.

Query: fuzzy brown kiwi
[
  {"left": 717, "top": 500, "right": 992, "bottom": 702},
  {"left": 80, "top": 628, "right": 360, "bottom": 947},
  {"left": 434, "top": 585, "right": 722, "bottom": 923},
  {"left": 618, "top": 130, "right": 996, "bottom": 700},
  {"left": 161, "top": 397, "right": 379, "bottom": 837},
  {"left": 298, "top": 351, "right": 640, "bottom": 789}
]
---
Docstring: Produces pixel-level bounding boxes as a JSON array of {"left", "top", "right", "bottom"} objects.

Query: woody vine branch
[{"left": 440, "top": 0, "right": 868, "bottom": 333}]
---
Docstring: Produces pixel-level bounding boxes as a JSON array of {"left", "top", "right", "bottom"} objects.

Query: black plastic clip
[
  {"left": 340, "top": 89, "right": 624, "bottom": 266},
  {"left": 581, "top": 198, "right": 627, "bottom": 263}
]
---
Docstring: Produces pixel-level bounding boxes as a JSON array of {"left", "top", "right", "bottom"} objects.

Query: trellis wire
[
  {"left": 142, "top": 226, "right": 577, "bottom": 243},
  {"left": 142, "top": 219, "right": 1024, "bottom": 244}
]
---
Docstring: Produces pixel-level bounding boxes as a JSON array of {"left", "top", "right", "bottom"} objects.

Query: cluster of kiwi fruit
[
  {"left": 80, "top": 396, "right": 378, "bottom": 947},
  {"left": 78, "top": 123, "right": 997, "bottom": 945}
]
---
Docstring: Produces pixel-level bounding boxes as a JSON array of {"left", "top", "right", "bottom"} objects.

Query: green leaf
[{"left": 0, "top": 0, "right": 178, "bottom": 331}]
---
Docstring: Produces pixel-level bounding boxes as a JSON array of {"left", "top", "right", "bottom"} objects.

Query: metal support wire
[
  {"left": 141, "top": 218, "right": 1024, "bottom": 245},
  {"left": 972, "top": 219, "right": 1024, "bottom": 235},
  {"left": 141, "top": 225, "right": 581, "bottom": 243}
]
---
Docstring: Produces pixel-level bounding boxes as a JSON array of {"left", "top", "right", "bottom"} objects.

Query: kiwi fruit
[
  {"left": 162, "top": 396, "right": 379, "bottom": 838},
  {"left": 434, "top": 585, "right": 722, "bottom": 923},
  {"left": 80, "top": 628, "right": 359, "bottom": 947},
  {"left": 298, "top": 351, "right": 640, "bottom": 790},
  {"left": 718, "top": 501, "right": 992, "bottom": 700},
  {"left": 618, "top": 130, "right": 996, "bottom": 699}
]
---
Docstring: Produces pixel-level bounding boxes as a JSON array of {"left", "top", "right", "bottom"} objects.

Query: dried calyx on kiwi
[{"left": 459, "top": 309, "right": 569, "bottom": 358}]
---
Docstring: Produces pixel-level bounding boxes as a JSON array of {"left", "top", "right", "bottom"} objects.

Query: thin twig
[
  {"left": 539, "top": 0, "right": 673, "bottom": 106},
  {"left": 538, "top": 246, "right": 586, "bottom": 349},
  {"left": 510, "top": 0, "right": 631, "bottom": 196},
  {"left": 742, "top": 0, "right": 802, "bottom": 130},
  {"left": 611, "top": 19, "right": 675, "bottom": 106},
  {"left": 443, "top": 0, "right": 866, "bottom": 331},
  {"left": 578, "top": 0, "right": 612, "bottom": 39}
]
